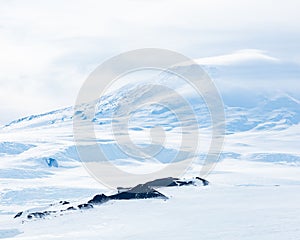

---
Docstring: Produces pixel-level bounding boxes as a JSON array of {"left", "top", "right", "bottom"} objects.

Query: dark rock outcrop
[
  {"left": 196, "top": 177, "right": 209, "bottom": 186},
  {"left": 46, "top": 158, "right": 58, "bottom": 168},
  {"left": 14, "top": 176, "right": 209, "bottom": 220},
  {"left": 110, "top": 184, "right": 168, "bottom": 200},
  {"left": 27, "top": 212, "right": 46, "bottom": 219},
  {"left": 88, "top": 194, "right": 110, "bottom": 205},
  {"left": 66, "top": 206, "right": 76, "bottom": 211},
  {"left": 78, "top": 203, "right": 93, "bottom": 210},
  {"left": 116, "top": 177, "right": 209, "bottom": 191},
  {"left": 27, "top": 211, "right": 56, "bottom": 219},
  {"left": 14, "top": 211, "right": 23, "bottom": 219}
]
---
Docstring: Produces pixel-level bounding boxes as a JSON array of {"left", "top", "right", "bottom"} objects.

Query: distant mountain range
[{"left": 1, "top": 53, "right": 299, "bottom": 173}]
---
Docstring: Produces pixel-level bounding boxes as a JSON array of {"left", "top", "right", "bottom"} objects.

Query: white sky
[{"left": 0, "top": 0, "right": 300, "bottom": 124}]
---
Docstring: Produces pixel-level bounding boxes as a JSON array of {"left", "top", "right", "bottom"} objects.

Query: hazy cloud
[{"left": 0, "top": 0, "right": 300, "bottom": 123}]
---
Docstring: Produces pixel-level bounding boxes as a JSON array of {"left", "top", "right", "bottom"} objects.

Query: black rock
[
  {"left": 143, "top": 177, "right": 180, "bottom": 188},
  {"left": 78, "top": 203, "right": 93, "bottom": 210},
  {"left": 14, "top": 211, "right": 23, "bottom": 219},
  {"left": 43, "top": 211, "right": 56, "bottom": 215},
  {"left": 14, "top": 176, "right": 209, "bottom": 221},
  {"left": 196, "top": 177, "right": 209, "bottom": 186},
  {"left": 27, "top": 212, "right": 45, "bottom": 219},
  {"left": 117, "top": 177, "right": 201, "bottom": 189},
  {"left": 136, "top": 176, "right": 209, "bottom": 187},
  {"left": 59, "top": 201, "right": 70, "bottom": 205},
  {"left": 175, "top": 180, "right": 194, "bottom": 186},
  {"left": 24, "top": 211, "right": 55, "bottom": 220},
  {"left": 66, "top": 206, "right": 76, "bottom": 211},
  {"left": 88, "top": 194, "right": 110, "bottom": 205},
  {"left": 110, "top": 184, "right": 168, "bottom": 200}
]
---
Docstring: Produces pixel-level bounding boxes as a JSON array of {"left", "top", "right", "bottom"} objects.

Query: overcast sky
[{"left": 0, "top": 0, "right": 300, "bottom": 124}]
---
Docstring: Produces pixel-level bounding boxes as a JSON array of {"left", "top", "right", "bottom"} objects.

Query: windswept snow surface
[{"left": 0, "top": 63, "right": 300, "bottom": 239}]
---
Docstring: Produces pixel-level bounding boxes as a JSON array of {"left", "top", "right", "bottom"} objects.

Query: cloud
[
  {"left": 195, "top": 49, "right": 280, "bottom": 66},
  {"left": 197, "top": 50, "right": 300, "bottom": 106},
  {"left": 0, "top": 0, "right": 300, "bottom": 123}
]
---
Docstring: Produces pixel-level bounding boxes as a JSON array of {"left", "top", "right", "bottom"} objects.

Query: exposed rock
[
  {"left": 196, "top": 177, "right": 209, "bottom": 186},
  {"left": 66, "top": 206, "right": 76, "bottom": 211},
  {"left": 141, "top": 177, "right": 180, "bottom": 188},
  {"left": 88, "top": 194, "right": 110, "bottom": 205},
  {"left": 110, "top": 184, "right": 168, "bottom": 200},
  {"left": 59, "top": 200, "right": 70, "bottom": 205},
  {"left": 43, "top": 211, "right": 56, "bottom": 215},
  {"left": 78, "top": 203, "right": 93, "bottom": 210},
  {"left": 14, "top": 176, "right": 209, "bottom": 221},
  {"left": 26, "top": 210, "right": 56, "bottom": 220},
  {"left": 117, "top": 177, "right": 209, "bottom": 190},
  {"left": 46, "top": 158, "right": 58, "bottom": 168},
  {"left": 27, "top": 212, "right": 45, "bottom": 219},
  {"left": 14, "top": 211, "right": 23, "bottom": 219}
]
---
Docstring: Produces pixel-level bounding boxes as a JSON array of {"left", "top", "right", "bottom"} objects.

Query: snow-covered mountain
[
  {"left": 1, "top": 83, "right": 299, "bottom": 168},
  {"left": 1, "top": 53, "right": 300, "bottom": 239}
]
